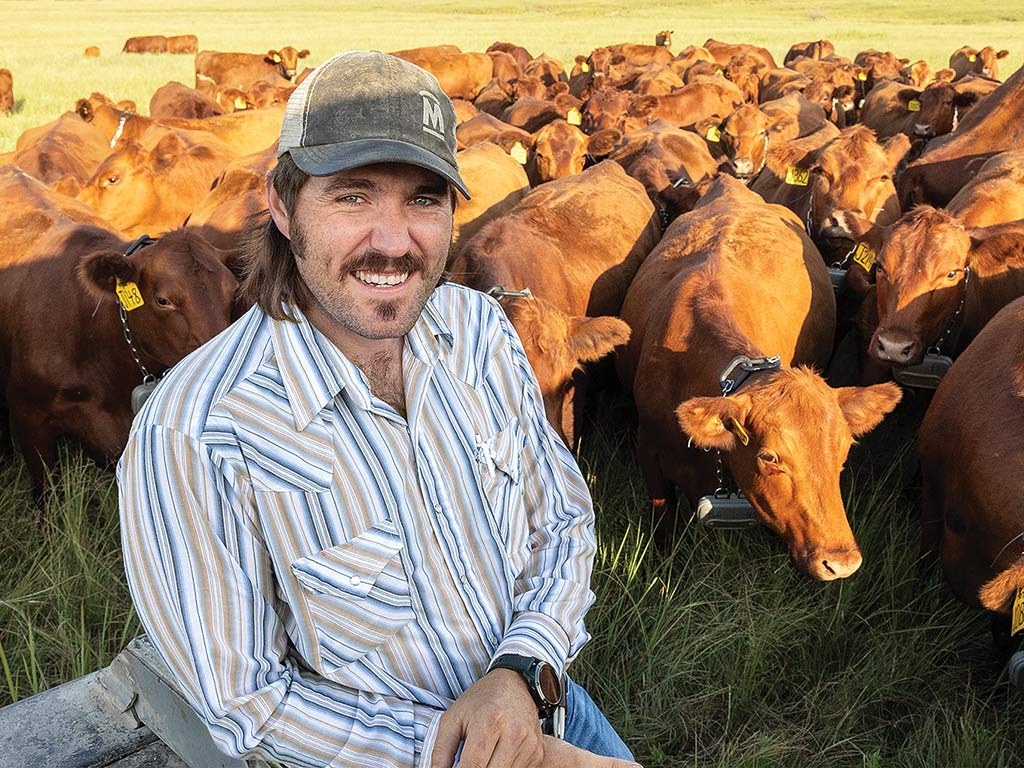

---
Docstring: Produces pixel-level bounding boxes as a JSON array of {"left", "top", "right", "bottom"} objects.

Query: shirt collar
[{"left": 269, "top": 296, "right": 455, "bottom": 431}]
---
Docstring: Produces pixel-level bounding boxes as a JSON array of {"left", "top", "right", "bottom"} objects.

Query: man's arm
[{"left": 119, "top": 424, "right": 441, "bottom": 768}]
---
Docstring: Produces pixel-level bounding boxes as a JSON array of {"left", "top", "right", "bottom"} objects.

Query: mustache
[{"left": 344, "top": 251, "right": 426, "bottom": 275}]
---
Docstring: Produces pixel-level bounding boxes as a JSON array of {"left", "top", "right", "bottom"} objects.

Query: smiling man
[{"left": 118, "top": 51, "right": 639, "bottom": 768}]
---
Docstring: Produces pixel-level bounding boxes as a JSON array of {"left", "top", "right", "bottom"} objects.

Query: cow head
[
  {"left": 76, "top": 229, "right": 237, "bottom": 370},
  {"left": 677, "top": 368, "right": 902, "bottom": 580},
  {"left": 898, "top": 83, "right": 980, "bottom": 141},
  {"left": 955, "top": 46, "right": 1010, "bottom": 79},
  {"left": 527, "top": 120, "right": 620, "bottom": 185},
  {"left": 581, "top": 86, "right": 633, "bottom": 134},
  {"left": 848, "top": 206, "right": 987, "bottom": 366},
  {"left": 723, "top": 55, "right": 760, "bottom": 103},
  {"left": 266, "top": 46, "right": 310, "bottom": 80},
  {"left": 655, "top": 30, "right": 673, "bottom": 48},
  {"left": 502, "top": 295, "right": 630, "bottom": 446},
  {"left": 697, "top": 104, "right": 770, "bottom": 182},
  {"left": 808, "top": 126, "right": 910, "bottom": 260}
]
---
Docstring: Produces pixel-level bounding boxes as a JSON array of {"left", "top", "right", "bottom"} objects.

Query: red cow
[
  {"left": 899, "top": 64, "right": 1024, "bottom": 208},
  {"left": 166, "top": 34, "right": 198, "bottom": 54},
  {"left": 784, "top": 40, "right": 836, "bottom": 66},
  {"left": 451, "top": 142, "right": 530, "bottom": 245},
  {"left": 946, "top": 150, "right": 1024, "bottom": 226},
  {"left": 450, "top": 161, "right": 660, "bottom": 444},
  {"left": 150, "top": 81, "right": 224, "bottom": 120},
  {"left": 704, "top": 39, "right": 777, "bottom": 70},
  {"left": 950, "top": 45, "right": 1010, "bottom": 80},
  {"left": 83, "top": 46, "right": 101, "bottom": 58},
  {"left": 6, "top": 112, "right": 110, "bottom": 189},
  {"left": 618, "top": 175, "right": 901, "bottom": 578},
  {"left": 391, "top": 47, "right": 493, "bottom": 100},
  {"left": 0, "top": 171, "right": 237, "bottom": 494},
  {"left": 0, "top": 69, "right": 12, "bottom": 113},
  {"left": 123, "top": 35, "right": 167, "bottom": 53},
  {"left": 195, "top": 47, "right": 309, "bottom": 90}
]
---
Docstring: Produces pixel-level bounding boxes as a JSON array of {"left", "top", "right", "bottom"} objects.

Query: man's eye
[
  {"left": 336, "top": 195, "right": 363, "bottom": 204},
  {"left": 412, "top": 196, "right": 439, "bottom": 206}
]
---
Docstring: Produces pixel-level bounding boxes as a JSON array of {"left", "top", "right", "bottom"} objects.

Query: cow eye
[
  {"left": 946, "top": 269, "right": 959, "bottom": 280},
  {"left": 106, "top": 176, "right": 120, "bottom": 185},
  {"left": 879, "top": 174, "right": 890, "bottom": 182},
  {"left": 156, "top": 296, "right": 171, "bottom": 307},
  {"left": 758, "top": 450, "right": 778, "bottom": 464}
]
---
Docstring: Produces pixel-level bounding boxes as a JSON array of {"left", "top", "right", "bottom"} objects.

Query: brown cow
[
  {"left": 166, "top": 34, "right": 198, "bottom": 54},
  {"left": 500, "top": 93, "right": 583, "bottom": 133},
  {"left": 609, "top": 118, "right": 721, "bottom": 223},
  {"left": 451, "top": 142, "right": 530, "bottom": 245},
  {"left": 523, "top": 54, "right": 567, "bottom": 86},
  {"left": 77, "top": 127, "right": 238, "bottom": 237},
  {"left": 150, "top": 81, "right": 224, "bottom": 120},
  {"left": 486, "top": 50, "right": 522, "bottom": 84},
  {"left": 0, "top": 69, "right": 12, "bottom": 114},
  {"left": 622, "top": 78, "right": 745, "bottom": 134},
  {"left": 473, "top": 78, "right": 516, "bottom": 117},
  {"left": 450, "top": 161, "right": 660, "bottom": 444},
  {"left": 486, "top": 42, "right": 532, "bottom": 70},
  {"left": 759, "top": 91, "right": 831, "bottom": 139},
  {"left": 523, "top": 119, "right": 619, "bottom": 185},
  {"left": 0, "top": 221, "right": 236, "bottom": 494},
  {"left": 5, "top": 112, "right": 110, "bottom": 188},
  {"left": 784, "top": 40, "right": 836, "bottom": 66},
  {"left": 950, "top": 45, "right": 1010, "bottom": 81},
  {"left": 847, "top": 207, "right": 1024, "bottom": 367},
  {"left": 195, "top": 47, "right": 309, "bottom": 90},
  {"left": 946, "top": 150, "right": 1024, "bottom": 226},
  {"left": 456, "top": 112, "right": 532, "bottom": 150},
  {"left": 391, "top": 47, "right": 493, "bottom": 100},
  {"left": 860, "top": 77, "right": 999, "bottom": 143},
  {"left": 123, "top": 35, "right": 167, "bottom": 53},
  {"left": 83, "top": 46, "right": 100, "bottom": 58},
  {"left": 919, "top": 297, "right": 1024, "bottom": 614},
  {"left": 618, "top": 174, "right": 900, "bottom": 578},
  {"left": 704, "top": 39, "right": 777, "bottom": 70},
  {"left": 898, "top": 64, "right": 1024, "bottom": 208},
  {"left": 655, "top": 30, "right": 673, "bottom": 48},
  {"left": 751, "top": 125, "right": 908, "bottom": 263}
]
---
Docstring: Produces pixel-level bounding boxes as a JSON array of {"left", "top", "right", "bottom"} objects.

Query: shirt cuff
[
  {"left": 416, "top": 708, "right": 444, "bottom": 768},
  {"left": 490, "top": 611, "right": 572, "bottom": 676}
]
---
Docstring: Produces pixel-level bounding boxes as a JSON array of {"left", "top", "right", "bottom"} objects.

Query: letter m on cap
[{"left": 420, "top": 91, "right": 445, "bottom": 140}]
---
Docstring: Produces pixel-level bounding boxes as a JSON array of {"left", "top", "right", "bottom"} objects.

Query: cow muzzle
[
  {"left": 913, "top": 123, "right": 934, "bottom": 139},
  {"left": 732, "top": 158, "right": 754, "bottom": 177},
  {"left": 800, "top": 546, "right": 863, "bottom": 581},
  {"left": 872, "top": 328, "right": 922, "bottom": 365}
]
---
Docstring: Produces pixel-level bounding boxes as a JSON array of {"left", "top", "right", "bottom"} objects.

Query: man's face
[{"left": 273, "top": 163, "right": 453, "bottom": 348}]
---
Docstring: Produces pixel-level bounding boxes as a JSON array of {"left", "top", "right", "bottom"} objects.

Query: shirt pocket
[
  {"left": 477, "top": 419, "right": 530, "bottom": 578},
  {"left": 290, "top": 520, "right": 414, "bottom": 673}
]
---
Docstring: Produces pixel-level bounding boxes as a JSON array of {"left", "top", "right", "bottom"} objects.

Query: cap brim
[{"left": 289, "top": 138, "right": 470, "bottom": 199}]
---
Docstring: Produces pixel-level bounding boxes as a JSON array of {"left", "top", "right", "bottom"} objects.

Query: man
[{"left": 118, "top": 50, "right": 639, "bottom": 768}]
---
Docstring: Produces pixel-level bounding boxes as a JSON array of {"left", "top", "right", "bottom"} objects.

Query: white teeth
[{"left": 354, "top": 271, "right": 410, "bottom": 287}]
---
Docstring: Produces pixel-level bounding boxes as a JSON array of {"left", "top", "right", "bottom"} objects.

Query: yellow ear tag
[
  {"left": 785, "top": 167, "right": 810, "bottom": 186},
  {"left": 567, "top": 107, "right": 583, "bottom": 126},
  {"left": 116, "top": 278, "right": 145, "bottom": 311},
  {"left": 715, "top": 69, "right": 724, "bottom": 76},
  {"left": 853, "top": 242, "right": 876, "bottom": 271},
  {"left": 857, "top": 72, "right": 868, "bottom": 81},
  {"left": 581, "top": 62, "right": 590, "bottom": 73},
  {"left": 728, "top": 417, "right": 750, "bottom": 446},
  {"left": 968, "top": 54, "right": 977, "bottom": 62},
  {"left": 233, "top": 96, "right": 248, "bottom": 110},
  {"left": 510, "top": 141, "right": 528, "bottom": 165},
  {"left": 1012, "top": 588, "right": 1024, "bottom": 636},
  {"left": 907, "top": 99, "right": 921, "bottom": 112},
  {"left": 706, "top": 125, "right": 722, "bottom": 142}
]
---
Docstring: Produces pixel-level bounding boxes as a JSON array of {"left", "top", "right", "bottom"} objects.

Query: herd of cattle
[{"left": 2, "top": 33, "right": 1024, "bottom": 653}]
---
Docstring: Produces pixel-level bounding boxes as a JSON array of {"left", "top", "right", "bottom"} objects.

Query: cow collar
[
  {"left": 485, "top": 285, "right": 533, "bottom": 300},
  {"left": 719, "top": 354, "right": 782, "bottom": 396},
  {"left": 117, "top": 235, "right": 158, "bottom": 387},
  {"left": 110, "top": 110, "right": 135, "bottom": 149}
]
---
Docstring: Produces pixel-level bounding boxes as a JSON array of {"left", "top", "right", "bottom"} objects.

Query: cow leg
[
  {"left": 637, "top": 422, "right": 678, "bottom": 544},
  {"left": 919, "top": 464, "right": 943, "bottom": 560},
  {"left": 9, "top": 409, "right": 60, "bottom": 512}
]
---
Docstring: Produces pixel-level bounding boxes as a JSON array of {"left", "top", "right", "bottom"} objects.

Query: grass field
[
  {"left": 2, "top": 2, "right": 1024, "bottom": 765},
  {"left": 0, "top": 0, "right": 1022, "bottom": 150}
]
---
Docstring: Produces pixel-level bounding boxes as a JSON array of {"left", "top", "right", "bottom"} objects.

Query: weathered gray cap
[{"left": 278, "top": 50, "right": 469, "bottom": 198}]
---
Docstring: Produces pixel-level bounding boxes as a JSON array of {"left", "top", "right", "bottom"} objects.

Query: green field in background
[{"left": 0, "top": 0, "right": 1021, "bottom": 151}]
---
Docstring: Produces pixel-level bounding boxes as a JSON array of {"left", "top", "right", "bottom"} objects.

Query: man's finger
[
  {"left": 429, "top": 715, "right": 464, "bottom": 768},
  {"left": 457, "top": 721, "right": 501, "bottom": 768},
  {"left": 486, "top": 726, "right": 540, "bottom": 768}
]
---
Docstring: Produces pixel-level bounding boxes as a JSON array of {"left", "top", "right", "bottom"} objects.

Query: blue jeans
[{"left": 563, "top": 678, "right": 634, "bottom": 761}]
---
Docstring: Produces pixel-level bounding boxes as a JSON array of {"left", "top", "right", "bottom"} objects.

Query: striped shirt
[{"left": 117, "top": 283, "right": 597, "bottom": 768}]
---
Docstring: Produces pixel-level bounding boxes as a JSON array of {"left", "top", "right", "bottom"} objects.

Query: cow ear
[
  {"left": 896, "top": 88, "right": 922, "bottom": 105},
  {"left": 627, "top": 95, "right": 658, "bottom": 117},
  {"left": 978, "top": 556, "right": 1024, "bottom": 612},
  {"left": 494, "top": 130, "right": 533, "bottom": 154},
  {"left": 116, "top": 99, "right": 137, "bottom": 112},
  {"left": 953, "top": 90, "right": 980, "bottom": 108},
  {"left": 77, "top": 246, "right": 137, "bottom": 300},
  {"left": 586, "top": 128, "right": 621, "bottom": 157},
  {"left": 567, "top": 315, "right": 630, "bottom": 364},
  {"left": 676, "top": 395, "right": 751, "bottom": 452},
  {"left": 75, "top": 98, "right": 94, "bottom": 122},
  {"left": 298, "top": 49, "right": 310, "bottom": 58},
  {"left": 837, "top": 211, "right": 887, "bottom": 253},
  {"left": 150, "top": 133, "right": 184, "bottom": 171},
  {"left": 968, "top": 225, "right": 1024, "bottom": 269},
  {"left": 547, "top": 82, "right": 570, "bottom": 97},
  {"left": 883, "top": 133, "right": 911, "bottom": 168},
  {"left": 835, "top": 382, "right": 902, "bottom": 437},
  {"left": 997, "top": 49, "right": 1010, "bottom": 59},
  {"left": 934, "top": 68, "right": 956, "bottom": 83},
  {"left": 265, "top": 50, "right": 281, "bottom": 64}
]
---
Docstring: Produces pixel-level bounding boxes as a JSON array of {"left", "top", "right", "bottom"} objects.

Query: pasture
[{"left": 1, "top": 1, "right": 1024, "bottom": 766}]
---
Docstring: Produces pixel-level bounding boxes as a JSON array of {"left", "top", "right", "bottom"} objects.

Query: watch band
[{"left": 488, "top": 653, "right": 563, "bottom": 716}]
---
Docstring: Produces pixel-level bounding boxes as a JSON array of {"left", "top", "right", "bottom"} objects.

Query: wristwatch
[{"left": 488, "top": 653, "right": 563, "bottom": 718}]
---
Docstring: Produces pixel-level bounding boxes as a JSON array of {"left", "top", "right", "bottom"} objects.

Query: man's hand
[
  {"left": 539, "top": 736, "right": 643, "bottom": 768},
  {"left": 430, "top": 668, "right": 544, "bottom": 768}
]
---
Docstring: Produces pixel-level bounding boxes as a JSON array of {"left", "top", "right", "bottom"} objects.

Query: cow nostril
[{"left": 822, "top": 559, "right": 837, "bottom": 576}]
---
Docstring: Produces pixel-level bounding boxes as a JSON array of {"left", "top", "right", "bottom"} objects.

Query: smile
[{"left": 354, "top": 270, "right": 410, "bottom": 287}]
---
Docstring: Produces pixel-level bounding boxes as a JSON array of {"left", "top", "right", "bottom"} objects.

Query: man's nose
[{"left": 367, "top": 202, "right": 414, "bottom": 257}]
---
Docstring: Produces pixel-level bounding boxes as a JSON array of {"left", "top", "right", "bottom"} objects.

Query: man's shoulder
[{"left": 131, "top": 306, "right": 272, "bottom": 439}]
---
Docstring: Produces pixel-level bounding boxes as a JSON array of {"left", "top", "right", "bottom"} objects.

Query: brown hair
[{"left": 237, "top": 153, "right": 314, "bottom": 321}]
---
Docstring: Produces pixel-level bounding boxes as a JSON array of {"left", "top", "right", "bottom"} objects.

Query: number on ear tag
[
  {"left": 567, "top": 107, "right": 582, "bottom": 126},
  {"left": 853, "top": 242, "right": 876, "bottom": 271},
  {"left": 785, "top": 167, "right": 810, "bottom": 186},
  {"left": 509, "top": 141, "right": 528, "bottom": 165},
  {"left": 908, "top": 99, "right": 921, "bottom": 112},
  {"left": 706, "top": 125, "right": 722, "bottom": 142},
  {"left": 116, "top": 278, "right": 145, "bottom": 311},
  {"left": 581, "top": 62, "right": 590, "bottom": 73},
  {"left": 1013, "top": 588, "right": 1024, "bottom": 637}
]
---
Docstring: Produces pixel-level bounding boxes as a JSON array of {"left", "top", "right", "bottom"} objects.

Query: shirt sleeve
[
  {"left": 485, "top": 304, "right": 598, "bottom": 676},
  {"left": 118, "top": 423, "right": 443, "bottom": 768}
]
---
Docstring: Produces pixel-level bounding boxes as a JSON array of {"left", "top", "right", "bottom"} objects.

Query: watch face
[{"left": 536, "top": 662, "right": 562, "bottom": 706}]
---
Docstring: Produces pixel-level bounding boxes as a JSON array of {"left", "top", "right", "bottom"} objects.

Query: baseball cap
[{"left": 278, "top": 50, "right": 470, "bottom": 198}]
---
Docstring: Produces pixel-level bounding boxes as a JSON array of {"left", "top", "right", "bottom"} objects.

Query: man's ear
[{"left": 265, "top": 177, "right": 290, "bottom": 239}]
